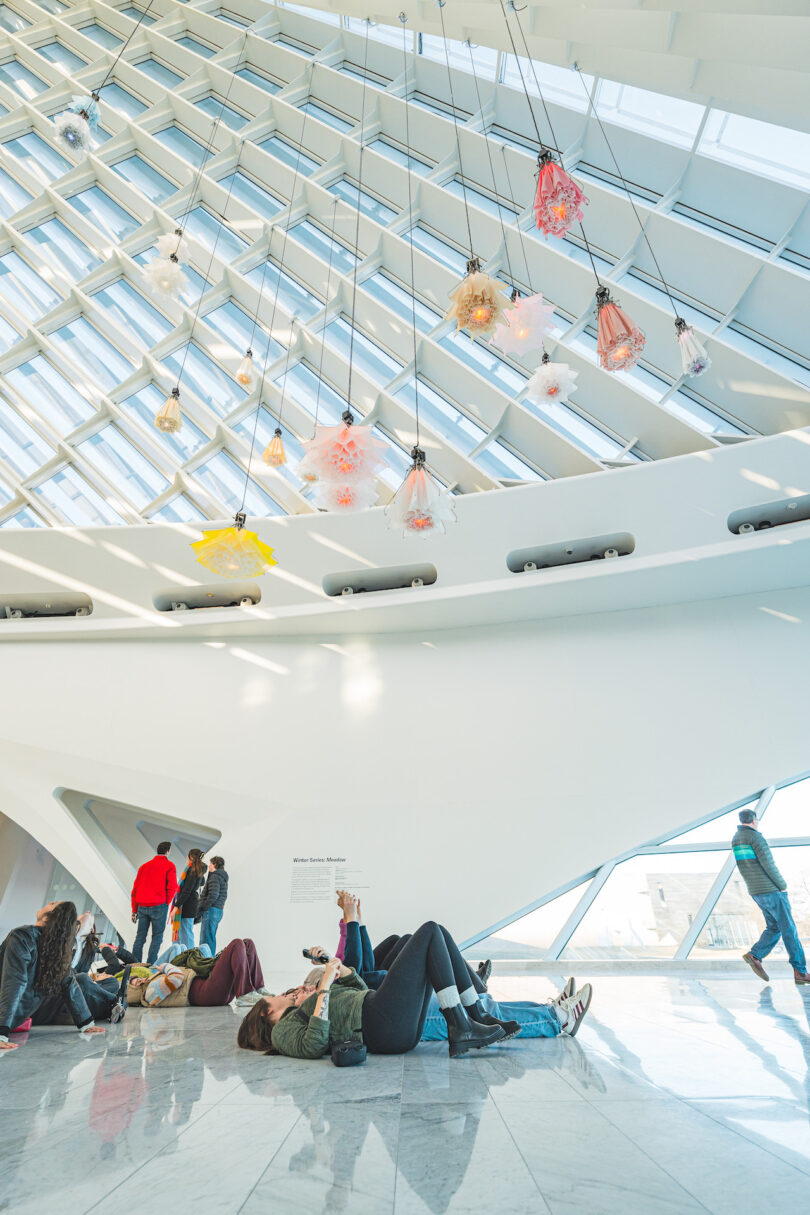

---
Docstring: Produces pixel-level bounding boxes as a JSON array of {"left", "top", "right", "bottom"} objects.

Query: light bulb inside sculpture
[
  {"left": 385, "top": 449, "right": 457, "bottom": 537},
  {"left": 534, "top": 151, "right": 588, "bottom": 239},
  {"left": 262, "top": 428, "right": 286, "bottom": 467},
  {"left": 446, "top": 258, "right": 509, "bottom": 338},
  {"left": 527, "top": 357, "right": 579, "bottom": 407},
  {"left": 154, "top": 388, "right": 182, "bottom": 434},
  {"left": 595, "top": 287, "right": 645, "bottom": 372},
  {"left": 235, "top": 350, "right": 254, "bottom": 388},
  {"left": 470, "top": 304, "right": 493, "bottom": 327}
]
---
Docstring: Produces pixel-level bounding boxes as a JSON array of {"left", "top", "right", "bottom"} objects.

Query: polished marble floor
[{"left": 3, "top": 973, "right": 810, "bottom": 1214}]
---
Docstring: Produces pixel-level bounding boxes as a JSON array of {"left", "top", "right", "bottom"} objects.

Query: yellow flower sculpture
[
  {"left": 446, "top": 258, "right": 510, "bottom": 338},
  {"left": 190, "top": 522, "right": 277, "bottom": 580}
]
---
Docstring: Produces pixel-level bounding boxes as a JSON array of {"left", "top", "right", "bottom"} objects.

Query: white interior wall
[
  {"left": 0, "top": 583, "right": 808, "bottom": 973},
  {"left": 0, "top": 814, "right": 54, "bottom": 937}
]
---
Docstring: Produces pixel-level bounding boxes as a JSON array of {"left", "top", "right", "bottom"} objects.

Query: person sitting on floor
[
  {"left": 107, "top": 938, "right": 268, "bottom": 1011},
  {"left": 0, "top": 901, "right": 110, "bottom": 1051}
]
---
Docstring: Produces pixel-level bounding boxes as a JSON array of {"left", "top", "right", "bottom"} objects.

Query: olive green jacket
[{"left": 270, "top": 969, "right": 368, "bottom": 1059}]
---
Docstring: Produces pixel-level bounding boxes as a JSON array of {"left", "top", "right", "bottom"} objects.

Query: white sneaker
[
  {"left": 557, "top": 984, "right": 593, "bottom": 1037},
  {"left": 551, "top": 977, "right": 576, "bottom": 1007},
  {"left": 234, "top": 991, "right": 264, "bottom": 1008}
]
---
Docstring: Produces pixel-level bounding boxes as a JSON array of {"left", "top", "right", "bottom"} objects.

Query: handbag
[{"left": 331, "top": 1040, "right": 367, "bottom": 1067}]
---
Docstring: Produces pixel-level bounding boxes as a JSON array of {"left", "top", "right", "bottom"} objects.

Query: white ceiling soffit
[{"left": 299, "top": 1, "right": 810, "bottom": 134}]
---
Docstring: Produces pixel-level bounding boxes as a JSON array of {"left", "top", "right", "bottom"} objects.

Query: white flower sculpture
[
  {"left": 493, "top": 293, "right": 555, "bottom": 357},
  {"left": 300, "top": 417, "right": 388, "bottom": 511},
  {"left": 142, "top": 255, "right": 188, "bottom": 301},
  {"left": 54, "top": 111, "right": 92, "bottom": 155},
  {"left": 156, "top": 230, "right": 191, "bottom": 264},
  {"left": 386, "top": 454, "right": 456, "bottom": 536},
  {"left": 527, "top": 359, "right": 579, "bottom": 406},
  {"left": 675, "top": 321, "right": 711, "bottom": 378}
]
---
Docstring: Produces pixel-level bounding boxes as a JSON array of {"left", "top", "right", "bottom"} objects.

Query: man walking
[
  {"left": 131, "top": 842, "right": 178, "bottom": 965},
  {"left": 733, "top": 808, "right": 810, "bottom": 984}
]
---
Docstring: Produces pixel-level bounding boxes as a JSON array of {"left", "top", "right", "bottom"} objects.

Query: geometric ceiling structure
[{"left": 0, "top": 0, "right": 807, "bottom": 531}]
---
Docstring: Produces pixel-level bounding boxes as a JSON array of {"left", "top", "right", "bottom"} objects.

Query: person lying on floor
[
  {"left": 316, "top": 891, "right": 593, "bottom": 1040},
  {"left": 0, "top": 901, "right": 110, "bottom": 1050},
  {"left": 103, "top": 938, "right": 269, "bottom": 1010},
  {"left": 238, "top": 920, "right": 519, "bottom": 1060}
]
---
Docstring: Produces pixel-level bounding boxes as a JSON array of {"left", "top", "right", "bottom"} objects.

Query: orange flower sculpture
[{"left": 446, "top": 258, "right": 510, "bottom": 337}]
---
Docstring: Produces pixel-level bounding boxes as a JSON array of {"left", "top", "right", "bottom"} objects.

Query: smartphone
[{"left": 302, "top": 948, "right": 329, "bottom": 964}]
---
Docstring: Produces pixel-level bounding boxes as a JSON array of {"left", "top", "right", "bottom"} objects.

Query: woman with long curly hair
[{"left": 0, "top": 901, "right": 108, "bottom": 1051}]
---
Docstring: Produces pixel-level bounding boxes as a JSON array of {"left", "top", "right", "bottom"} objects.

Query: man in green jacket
[{"left": 733, "top": 808, "right": 810, "bottom": 984}]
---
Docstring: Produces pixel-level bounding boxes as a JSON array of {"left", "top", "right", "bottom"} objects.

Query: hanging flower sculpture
[
  {"left": 527, "top": 354, "right": 579, "bottom": 406},
  {"left": 534, "top": 150, "right": 588, "bottom": 239},
  {"left": 235, "top": 350, "right": 255, "bottom": 388},
  {"left": 154, "top": 387, "right": 183, "bottom": 434},
  {"left": 190, "top": 512, "right": 277, "bottom": 579},
  {"left": 262, "top": 427, "right": 286, "bottom": 467},
  {"left": 493, "top": 291, "right": 555, "bottom": 356},
  {"left": 595, "top": 287, "right": 646, "bottom": 372},
  {"left": 156, "top": 229, "right": 191, "bottom": 264},
  {"left": 446, "top": 258, "right": 510, "bottom": 337},
  {"left": 300, "top": 410, "right": 387, "bottom": 511},
  {"left": 386, "top": 448, "right": 456, "bottom": 536},
  {"left": 675, "top": 318, "right": 711, "bottom": 378},
  {"left": 142, "top": 254, "right": 188, "bottom": 300},
  {"left": 54, "top": 93, "right": 100, "bottom": 155}
]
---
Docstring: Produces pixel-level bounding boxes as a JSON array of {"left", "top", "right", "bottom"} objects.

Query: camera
[{"left": 302, "top": 948, "right": 329, "bottom": 964}]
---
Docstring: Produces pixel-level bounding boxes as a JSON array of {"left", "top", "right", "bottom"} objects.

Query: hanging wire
[
  {"left": 464, "top": 38, "right": 517, "bottom": 295},
  {"left": 436, "top": 1, "right": 475, "bottom": 263},
  {"left": 571, "top": 65, "right": 681, "bottom": 318},
  {"left": 344, "top": 18, "right": 371, "bottom": 421},
  {"left": 498, "top": 143, "right": 533, "bottom": 290},
  {"left": 400, "top": 12, "right": 421, "bottom": 449},
  {"left": 312, "top": 195, "right": 341, "bottom": 434},
  {"left": 95, "top": 0, "right": 159, "bottom": 94},
  {"left": 499, "top": 0, "right": 603, "bottom": 286}
]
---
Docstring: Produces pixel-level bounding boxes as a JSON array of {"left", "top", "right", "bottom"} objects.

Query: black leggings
[
  {"left": 371, "top": 932, "right": 486, "bottom": 994},
  {"left": 361, "top": 922, "right": 478, "bottom": 1054}
]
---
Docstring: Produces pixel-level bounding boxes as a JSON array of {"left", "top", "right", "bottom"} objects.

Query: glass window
[
  {"left": 190, "top": 450, "right": 285, "bottom": 516},
  {"left": 0, "top": 59, "right": 47, "bottom": 99},
  {"left": 236, "top": 67, "right": 281, "bottom": 95},
  {"left": 91, "top": 280, "right": 172, "bottom": 348},
  {"left": 439, "top": 330, "right": 527, "bottom": 395},
  {"left": 374, "top": 426, "right": 414, "bottom": 491},
  {"left": 0, "top": 311, "right": 21, "bottom": 353},
  {"left": 594, "top": 81, "right": 705, "bottom": 149},
  {"left": 111, "top": 154, "right": 176, "bottom": 203},
  {"left": 562, "top": 852, "right": 728, "bottom": 959},
  {"left": 368, "top": 137, "right": 432, "bottom": 176},
  {"left": 396, "top": 377, "right": 486, "bottom": 455},
  {"left": 120, "top": 7, "right": 155, "bottom": 25},
  {"left": 149, "top": 495, "right": 206, "bottom": 523},
  {"left": 215, "top": 11, "right": 249, "bottom": 29},
  {"left": 100, "top": 82, "right": 148, "bottom": 118},
  {"left": 3, "top": 132, "right": 70, "bottom": 186},
  {"left": 135, "top": 58, "right": 184, "bottom": 89},
  {"left": 477, "top": 437, "right": 543, "bottom": 482},
  {"left": 699, "top": 110, "right": 810, "bottom": 192},
  {"left": 0, "top": 7, "right": 31, "bottom": 33},
  {"left": 0, "top": 398, "right": 54, "bottom": 475},
  {"left": 78, "top": 426, "right": 169, "bottom": 508},
  {"left": 234, "top": 407, "right": 307, "bottom": 488},
  {"left": 362, "top": 273, "right": 439, "bottom": 333},
  {"left": 118, "top": 383, "right": 208, "bottom": 460},
  {"left": 299, "top": 101, "right": 352, "bottom": 133},
  {"left": 35, "top": 41, "right": 87, "bottom": 73},
  {"left": 671, "top": 801, "right": 760, "bottom": 846},
  {"left": 340, "top": 65, "right": 389, "bottom": 90},
  {"left": 133, "top": 247, "right": 208, "bottom": 306},
  {"left": 344, "top": 18, "right": 402, "bottom": 47},
  {"left": 162, "top": 342, "right": 245, "bottom": 416},
  {"left": 758, "top": 779, "right": 810, "bottom": 838},
  {"left": 445, "top": 178, "right": 516, "bottom": 221},
  {"left": 280, "top": 2, "right": 340, "bottom": 24},
  {"left": 275, "top": 362, "right": 347, "bottom": 424},
  {"left": 217, "top": 171, "right": 282, "bottom": 215},
  {"left": 464, "top": 882, "right": 591, "bottom": 961},
  {"left": 0, "top": 166, "right": 32, "bottom": 220},
  {"left": 420, "top": 34, "right": 497, "bottom": 80},
  {"left": 25, "top": 217, "right": 100, "bottom": 281},
  {"left": 328, "top": 177, "right": 396, "bottom": 224},
  {"left": 501, "top": 55, "right": 593, "bottom": 112},
  {"left": 68, "top": 186, "right": 139, "bottom": 241},
  {"left": 33, "top": 465, "right": 126, "bottom": 525},
  {"left": 691, "top": 869, "right": 763, "bottom": 959},
  {"left": 5, "top": 355, "right": 95, "bottom": 433},
  {"left": 0, "top": 250, "right": 61, "bottom": 318},
  {"left": 33, "top": 0, "right": 67, "bottom": 12},
  {"left": 244, "top": 259, "right": 321, "bottom": 319},
  {"left": 50, "top": 317, "right": 134, "bottom": 392},
  {"left": 290, "top": 221, "right": 357, "bottom": 275},
  {"left": 661, "top": 387, "right": 748, "bottom": 439},
  {"left": 153, "top": 125, "right": 212, "bottom": 167},
  {"left": 406, "top": 225, "right": 468, "bottom": 274},
  {"left": 78, "top": 23, "right": 121, "bottom": 50},
  {"left": 205, "top": 299, "right": 284, "bottom": 368},
  {"left": 1, "top": 506, "right": 45, "bottom": 529},
  {"left": 322, "top": 316, "right": 402, "bottom": 385},
  {"left": 274, "top": 36, "right": 313, "bottom": 58},
  {"left": 196, "top": 95, "right": 248, "bottom": 132},
  {"left": 183, "top": 206, "right": 247, "bottom": 263},
  {"left": 256, "top": 135, "right": 320, "bottom": 175},
  {"left": 176, "top": 36, "right": 216, "bottom": 58}
]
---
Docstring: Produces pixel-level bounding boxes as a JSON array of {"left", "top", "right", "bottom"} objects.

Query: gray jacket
[{"left": 0, "top": 925, "right": 93, "bottom": 1037}]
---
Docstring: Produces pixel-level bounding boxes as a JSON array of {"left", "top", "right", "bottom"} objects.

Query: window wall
[{"left": 466, "top": 776, "right": 810, "bottom": 961}]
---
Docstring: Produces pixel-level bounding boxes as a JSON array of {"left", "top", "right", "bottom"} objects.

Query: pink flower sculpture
[
  {"left": 595, "top": 288, "right": 646, "bottom": 372},
  {"left": 534, "top": 156, "right": 588, "bottom": 239}
]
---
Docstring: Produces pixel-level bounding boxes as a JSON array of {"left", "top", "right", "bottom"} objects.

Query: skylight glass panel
[
  {"left": 78, "top": 23, "right": 122, "bottom": 50},
  {"left": 118, "top": 384, "right": 208, "bottom": 460},
  {"left": 698, "top": 111, "right": 810, "bottom": 192},
  {"left": 244, "top": 259, "right": 321, "bottom": 319},
  {"left": 299, "top": 101, "right": 353, "bottom": 133},
  {"left": 24, "top": 218, "right": 99, "bottom": 282},
  {"left": 0, "top": 312, "right": 21, "bottom": 353},
  {"left": 235, "top": 67, "right": 281, "bottom": 94},
  {"left": 0, "top": 475, "right": 14, "bottom": 506},
  {"left": 280, "top": 2, "right": 339, "bottom": 23},
  {"left": 328, "top": 178, "right": 396, "bottom": 224},
  {"left": 445, "top": 178, "right": 516, "bottom": 220},
  {"left": 477, "top": 437, "right": 543, "bottom": 482},
  {"left": 522, "top": 392, "right": 630, "bottom": 461},
  {"left": 257, "top": 134, "right": 320, "bottom": 175},
  {"left": 33, "top": 465, "right": 126, "bottom": 525},
  {"left": 68, "top": 186, "right": 139, "bottom": 241},
  {"left": 153, "top": 125, "right": 212, "bottom": 167},
  {"left": 148, "top": 495, "right": 206, "bottom": 523},
  {"left": 661, "top": 388, "right": 748, "bottom": 438},
  {"left": 439, "top": 330, "right": 527, "bottom": 395},
  {"left": 368, "top": 137, "right": 432, "bottom": 175},
  {"left": 177, "top": 36, "right": 216, "bottom": 58},
  {"left": 217, "top": 170, "right": 282, "bottom": 215},
  {"left": 594, "top": 81, "right": 704, "bottom": 149},
  {"left": 233, "top": 406, "right": 308, "bottom": 488},
  {"left": 0, "top": 250, "right": 61, "bottom": 319},
  {"left": 34, "top": 0, "right": 67, "bottom": 14},
  {"left": 6, "top": 355, "right": 95, "bottom": 433},
  {"left": 91, "top": 280, "right": 173, "bottom": 348},
  {"left": 275, "top": 362, "right": 346, "bottom": 424},
  {"left": 344, "top": 18, "right": 402, "bottom": 47},
  {"left": 50, "top": 317, "right": 134, "bottom": 393},
  {"left": 120, "top": 6, "right": 155, "bottom": 24},
  {"left": 420, "top": 34, "right": 497, "bottom": 80},
  {"left": 111, "top": 154, "right": 177, "bottom": 203},
  {"left": 274, "top": 36, "right": 313, "bottom": 58},
  {"left": 323, "top": 316, "right": 403, "bottom": 384},
  {"left": 0, "top": 6, "right": 30, "bottom": 32},
  {"left": 78, "top": 425, "right": 170, "bottom": 508},
  {"left": 35, "top": 41, "right": 87, "bottom": 74},
  {"left": 162, "top": 342, "right": 245, "bottom": 416},
  {"left": 183, "top": 206, "right": 247, "bottom": 263},
  {"left": 0, "top": 399, "right": 54, "bottom": 475},
  {"left": 501, "top": 55, "right": 593, "bottom": 112},
  {"left": 215, "top": 11, "right": 249, "bottom": 29},
  {"left": 1, "top": 506, "right": 45, "bottom": 529},
  {"left": 100, "top": 82, "right": 148, "bottom": 118},
  {"left": 362, "top": 273, "right": 440, "bottom": 333},
  {"left": 0, "top": 167, "right": 32, "bottom": 220},
  {"left": 136, "top": 58, "right": 184, "bottom": 88},
  {"left": 406, "top": 225, "right": 468, "bottom": 274},
  {"left": 290, "top": 220, "right": 357, "bottom": 274},
  {"left": 396, "top": 376, "right": 486, "bottom": 454},
  {"left": 204, "top": 299, "right": 284, "bottom": 368},
  {"left": 190, "top": 450, "right": 285, "bottom": 516},
  {"left": 0, "top": 60, "right": 47, "bottom": 99},
  {"left": 4, "top": 133, "right": 70, "bottom": 186},
  {"left": 196, "top": 96, "right": 248, "bottom": 131}
]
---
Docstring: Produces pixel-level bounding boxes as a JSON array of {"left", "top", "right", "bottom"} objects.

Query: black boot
[
  {"left": 468, "top": 1000, "right": 522, "bottom": 1041},
  {"left": 441, "top": 1004, "right": 505, "bottom": 1058}
]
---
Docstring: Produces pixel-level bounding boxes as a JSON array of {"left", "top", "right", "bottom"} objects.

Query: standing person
[
  {"left": 197, "top": 856, "right": 228, "bottom": 954},
  {"left": 0, "top": 901, "right": 108, "bottom": 1050},
  {"left": 131, "top": 842, "right": 178, "bottom": 965},
  {"left": 734, "top": 808, "right": 810, "bottom": 984},
  {"left": 171, "top": 849, "right": 206, "bottom": 950}
]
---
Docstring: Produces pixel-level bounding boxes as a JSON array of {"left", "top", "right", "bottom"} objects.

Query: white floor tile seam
[
  {"left": 233, "top": 1111, "right": 307, "bottom": 1214},
  {"left": 681, "top": 1095, "right": 810, "bottom": 1179},
  {"left": 487, "top": 1089, "right": 554, "bottom": 1215}
]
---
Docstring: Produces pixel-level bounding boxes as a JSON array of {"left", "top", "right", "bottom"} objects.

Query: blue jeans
[
  {"left": 178, "top": 916, "right": 195, "bottom": 949},
  {"left": 752, "top": 891, "right": 807, "bottom": 972},
  {"left": 421, "top": 993, "right": 561, "bottom": 1040},
  {"left": 132, "top": 904, "right": 168, "bottom": 965},
  {"left": 200, "top": 907, "right": 223, "bottom": 955},
  {"left": 156, "top": 941, "right": 212, "bottom": 964}
]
